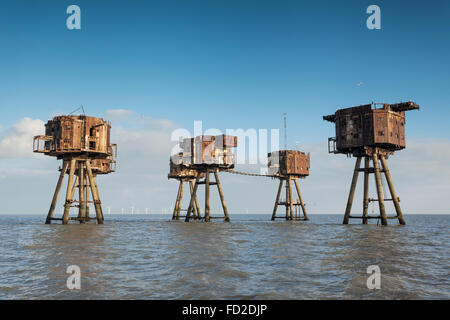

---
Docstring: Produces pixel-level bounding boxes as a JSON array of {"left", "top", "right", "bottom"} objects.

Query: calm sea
[{"left": 0, "top": 214, "right": 448, "bottom": 300}]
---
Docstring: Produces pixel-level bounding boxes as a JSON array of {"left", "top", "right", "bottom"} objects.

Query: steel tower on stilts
[
  {"left": 269, "top": 150, "right": 310, "bottom": 221},
  {"left": 33, "top": 115, "right": 117, "bottom": 224},
  {"left": 169, "top": 160, "right": 203, "bottom": 220},
  {"left": 323, "top": 101, "right": 419, "bottom": 225},
  {"left": 170, "top": 135, "right": 237, "bottom": 222}
]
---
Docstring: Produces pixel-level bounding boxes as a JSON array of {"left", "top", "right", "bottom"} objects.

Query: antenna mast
[{"left": 283, "top": 113, "right": 287, "bottom": 150}]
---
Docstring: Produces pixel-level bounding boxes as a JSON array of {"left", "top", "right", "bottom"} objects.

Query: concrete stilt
[
  {"left": 343, "top": 157, "right": 362, "bottom": 224},
  {"left": 293, "top": 178, "right": 308, "bottom": 221},
  {"left": 380, "top": 155, "right": 405, "bottom": 225},
  {"left": 45, "top": 161, "right": 69, "bottom": 224}
]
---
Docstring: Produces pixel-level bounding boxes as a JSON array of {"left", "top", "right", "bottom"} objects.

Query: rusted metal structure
[
  {"left": 171, "top": 135, "right": 237, "bottom": 222},
  {"left": 33, "top": 115, "right": 117, "bottom": 224},
  {"left": 268, "top": 150, "right": 310, "bottom": 221},
  {"left": 323, "top": 101, "right": 419, "bottom": 225}
]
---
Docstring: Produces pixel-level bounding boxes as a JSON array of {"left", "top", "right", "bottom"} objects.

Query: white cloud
[
  {"left": 108, "top": 110, "right": 180, "bottom": 157},
  {"left": 0, "top": 118, "right": 44, "bottom": 158}
]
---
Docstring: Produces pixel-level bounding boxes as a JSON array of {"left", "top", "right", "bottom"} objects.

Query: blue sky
[
  {"left": 1, "top": 0, "right": 449, "bottom": 140},
  {"left": 0, "top": 0, "right": 449, "bottom": 215}
]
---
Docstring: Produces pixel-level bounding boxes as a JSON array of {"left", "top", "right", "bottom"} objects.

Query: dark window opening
[{"left": 89, "top": 142, "right": 96, "bottom": 150}]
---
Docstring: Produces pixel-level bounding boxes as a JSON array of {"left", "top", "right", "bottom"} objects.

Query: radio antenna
[
  {"left": 68, "top": 105, "right": 86, "bottom": 115},
  {"left": 283, "top": 113, "right": 287, "bottom": 150}
]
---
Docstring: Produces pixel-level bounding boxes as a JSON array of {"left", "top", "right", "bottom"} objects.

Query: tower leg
[
  {"left": 271, "top": 179, "right": 284, "bottom": 221},
  {"left": 205, "top": 169, "right": 211, "bottom": 222},
  {"left": 293, "top": 178, "right": 308, "bottom": 221},
  {"left": 46, "top": 160, "right": 69, "bottom": 224},
  {"left": 92, "top": 175, "right": 104, "bottom": 224},
  {"left": 343, "top": 157, "right": 362, "bottom": 224},
  {"left": 214, "top": 171, "right": 230, "bottom": 222},
  {"left": 191, "top": 179, "right": 201, "bottom": 219},
  {"left": 363, "top": 157, "right": 370, "bottom": 225},
  {"left": 186, "top": 174, "right": 201, "bottom": 222},
  {"left": 78, "top": 161, "right": 86, "bottom": 223},
  {"left": 380, "top": 155, "right": 405, "bottom": 225},
  {"left": 86, "top": 161, "right": 104, "bottom": 224},
  {"left": 287, "top": 177, "right": 294, "bottom": 220},
  {"left": 63, "top": 159, "right": 77, "bottom": 225},
  {"left": 285, "top": 178, "right": 290, "bottom": 220},
  {"left": 172, "top": 181, "right": 183, "bottom": 220},
  {"left": 85, "top": 174, "right": 90, "bottom": 221},
  {"left": 373, "top": 153, "right": 388, "bottom": 226},
  {"left": 189, "top": 179, "right": 200, "bottom": 219},
  {"left": 69, "top": 176, "right": 79, "bottom": 204},
  {"left": 178, "top": 180, "right": 185, "bottom": 219}
]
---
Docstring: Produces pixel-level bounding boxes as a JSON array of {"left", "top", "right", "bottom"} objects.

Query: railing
[
  {"left": 108, "top": 144, "right": 118, "bottom": 159},
  {"left": 33, "top": 135, "right": 53, "bottom": 153},
  {"left": 109, "top": 159, "right": 117, "bottom": 172},
  {"left": 328, "top": 137, "right": 337, "bottom": 154}
]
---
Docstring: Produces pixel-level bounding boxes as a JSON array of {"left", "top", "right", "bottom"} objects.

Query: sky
[{"left": 0, "top": 0, "right": 449, "bottom": 215}]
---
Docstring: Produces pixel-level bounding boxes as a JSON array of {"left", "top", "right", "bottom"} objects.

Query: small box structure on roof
[
  {"left": 323, "top": 101, "right": 419, "bottom": 226},
  {"left": 33, "top": 114, "right": 117, "bottom": 225},
  {"left": 268, "top": 150, "right": 310, "bottom": 177},
  {"left": 170, "top": 134, "right": 238, "bottom": 222}
]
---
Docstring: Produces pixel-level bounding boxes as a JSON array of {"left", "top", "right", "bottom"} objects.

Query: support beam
[
  {"left": 373, "top": 154, "right": 388, "bottom": 226},
  {"left": 172, "top": 181, "right": 183, "bottom": 220},
  {"left": 45, "top": 161, "right": 69, "bottom": 224},
  {"left": 293, "top": 178, "right": 308, "bottom": 221},
  {"left": 86, "top": 161, "right": 104, "bottom": 224},
  {"left": 188, "top": 179, "right": 201, "bottom": 218},
  {"left": 62, "top": 158, "right": 77, "bottom": 225},
  {"left": 363, "top": 156, "right": 370, "bottom": 225},
  {"left": 69, "top": 175, "right": 79, "bottom": 201},
  {"left": 191, "top": 179, "right": 201, "bottom": 219},
  {"left": 185, "top": 174, "right": 201, "bottom": 222},
  {"left": 78, "top": 161, "right": 86, "bottom": 223},
  {"left": 178, "top": 180, "right": 186, "bottom": 218},
  {"left": 343, "top": 157, "right": 362, "bottom": 224},
  {"left": 85, "top": 173, "right": 90, "bottom": 220},
  {"left": 271, "top": 179, "right": 284, "bottom": 221},
  {"left": 287, "top": 177, "right": 294, "bottom": 220},
  {"left": 285, "top": 178, "right": 290, "bottom": 220},
  {"left": 380, "top": 155, "right": 405, "bottom": 225},
  {"left": 214, "top": 170, "right": 230, "bottom": 222},
  {"left": 205, "top": 169, "right": 211, "bottom": 222}
]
